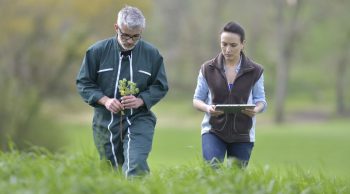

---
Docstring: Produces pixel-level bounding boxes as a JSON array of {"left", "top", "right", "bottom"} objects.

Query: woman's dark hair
[{"left": 221, "top": 21, "right": 245, "bottom": 43}]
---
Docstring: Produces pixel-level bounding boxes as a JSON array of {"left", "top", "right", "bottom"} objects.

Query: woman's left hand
[
  {"left": 241, "top": 108, "right": 258, "bottom": 117},
  {"left": 242, "top": 102, "right": 264, "bottom": 117}
]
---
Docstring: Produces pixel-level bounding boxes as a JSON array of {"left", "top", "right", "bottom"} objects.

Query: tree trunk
[
  {"left": 274, "top": 0, "right": 303, "bottom": 123},
  {"left": 336, "top": 32, "right": 350, "bottom": 115},
  {"left": 336, "top": 59, "right": 346, "bottom": 115}
]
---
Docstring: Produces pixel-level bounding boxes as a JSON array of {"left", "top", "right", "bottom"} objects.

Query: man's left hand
[{"left": 121, "top": 95, "right": 144, "bottom": 109}]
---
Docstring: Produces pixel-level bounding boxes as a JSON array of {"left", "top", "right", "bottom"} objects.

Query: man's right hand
[{"left": 98, "top": 96, "right": 124, "bottom": 114}]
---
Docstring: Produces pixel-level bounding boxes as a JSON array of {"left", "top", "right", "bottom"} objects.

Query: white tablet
[{"left": 215, "top": 104, "right": 256, "bottom": 113}]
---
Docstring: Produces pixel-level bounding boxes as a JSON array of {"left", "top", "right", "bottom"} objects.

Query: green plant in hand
[
  {"left": 118, "top": 78, "right": 139, "bottom": 96},
  {"left": 118, "top": 78, "right": 140, "bottom": 115}
]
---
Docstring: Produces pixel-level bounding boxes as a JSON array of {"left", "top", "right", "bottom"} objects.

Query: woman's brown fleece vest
[{"left": 201, "top": 53, "right": 263, "bottom": 143}]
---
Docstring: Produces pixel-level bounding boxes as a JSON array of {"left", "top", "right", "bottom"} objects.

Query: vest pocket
[
  {"left": 209, "top": 114, "right": 226, "bottom": 131},
  {"left": 233, "top": 114, "right": 252, "bottom": 135}
]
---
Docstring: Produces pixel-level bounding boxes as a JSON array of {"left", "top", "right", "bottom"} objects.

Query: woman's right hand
[{"left": 207, "top": 105, "right": 224, "bottom": 116}]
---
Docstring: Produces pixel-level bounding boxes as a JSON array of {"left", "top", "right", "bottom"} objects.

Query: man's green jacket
[{"left": 76, "top": 36, "right": 169, "bottom": 126}]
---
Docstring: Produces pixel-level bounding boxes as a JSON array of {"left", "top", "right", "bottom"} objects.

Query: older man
[{"left": 76, "top": 5, "right": 168, "bottom": 177}]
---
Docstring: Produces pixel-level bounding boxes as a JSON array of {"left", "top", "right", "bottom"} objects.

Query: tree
[
  {"left": 335, "top": 25, "right": 350, "bottom": 116},
  {"left": 335, "top": 39, "right": 349, "bottom": 116},
  {"left": 0, "top": 0, "right": 153, "bottom": 151}
]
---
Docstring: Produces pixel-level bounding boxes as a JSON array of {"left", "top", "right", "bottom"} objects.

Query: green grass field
[
  {"left": 1, "top": 98, "right": 350, "bottom": 193},
  {"left": 57, "top": 98, "right": 350, "bottom": 180},
  {"left": 1, "top": 148, "right": 348, "bottom": 193},
  {"left": 66, "top": 120, "right": 350, "bottom": 181}
]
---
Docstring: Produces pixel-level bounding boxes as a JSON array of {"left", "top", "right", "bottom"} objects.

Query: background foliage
[{"left": 0, "top": 0, "right": 350, "bottom": 188}]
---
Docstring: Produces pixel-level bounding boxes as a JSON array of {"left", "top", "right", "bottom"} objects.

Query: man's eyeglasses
[{"left": 118, "top": 29, "right": 141, "bottom": 41}]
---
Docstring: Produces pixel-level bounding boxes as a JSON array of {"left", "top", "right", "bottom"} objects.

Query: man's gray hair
[{"left": 117, "top": 5, "right": 146, "bottom": 29}]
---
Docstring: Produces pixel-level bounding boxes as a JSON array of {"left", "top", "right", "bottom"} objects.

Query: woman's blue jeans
[{"left": 202, "top": 132, "right": 254, "bottom": 168}]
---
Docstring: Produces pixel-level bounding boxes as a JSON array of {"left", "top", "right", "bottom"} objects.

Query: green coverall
[{"left": 76, "top": 36, "right": 168, "bottom": 176}]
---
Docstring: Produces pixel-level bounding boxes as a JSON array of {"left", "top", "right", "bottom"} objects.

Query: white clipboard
[{"left": 215, "top": 104, "right": 256, "bottom": 113}]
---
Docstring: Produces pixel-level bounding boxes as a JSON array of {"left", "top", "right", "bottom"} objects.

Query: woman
[{"left": 193, "top": 21, "right": 267, "bottom": 168}]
